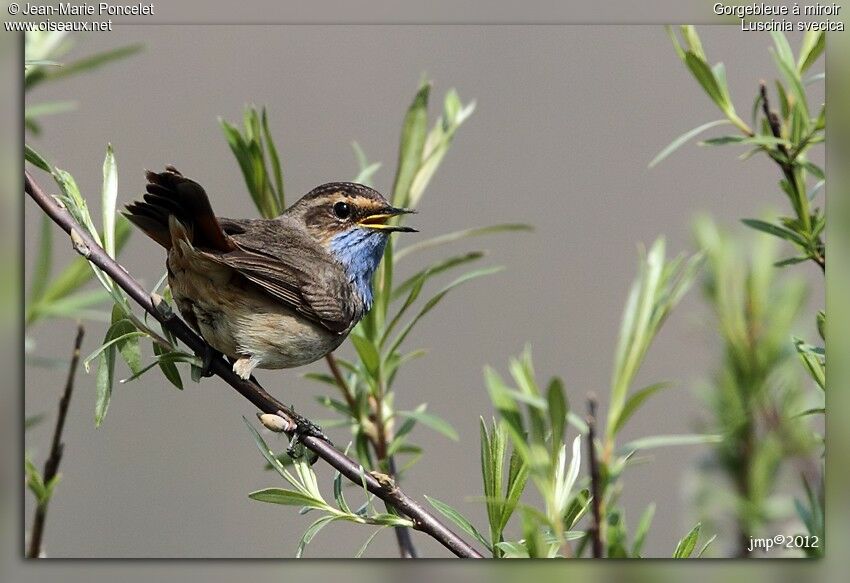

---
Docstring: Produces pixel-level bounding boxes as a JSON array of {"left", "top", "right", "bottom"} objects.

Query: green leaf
[
  {"left": 248, "top": 488, "right": 327, "bottom": 509},
  {"left": 680, "top": 26, "right": 706, "bottom": 60},
  {"left": 28, "top": 44, "right": 143, "bottom": 88},
  {"left": 395, "top": 223, "right": 532, "bottom": 261},
  {"left": 425, "top": 495, "right": 491, "bottom": 552},
  {"left": 684, "top": 51, "right": 727, "bottom": 111},
  {"left": 771, "top": 47, "right": 809, "bottom": 119},
  {"left": 349, "top": 333, "right": 380, "bottom": 378},
  {"left": 101, "top": 144, "right": 118, "bottom": 258},
  {"left": 25, "top": 413, "right": 47, "bottom": 430},
  {"left": 741, "top": 218, "right": 807, "bottom": 247},
  {"left": 153, "top": 342, "right": 184, "bottom": 390},
  {"left": 794, "top": 337, "right": 825, "bottom": 390},
  {"left": 771, "top": 32, "right": 796, "bottom": 75},
  {"left": 620, "top": 434, "right": 722, "bottom": 453},
  {"left": 673, "top": 523, "right": 701, "bottom": 558},
  {"left": 610, "top": 382, "right": 670, "bottom": 436},
  {"left": 25, "top": 100, "right": 77, "bottom": 122},
  {"left": 649, "top": 119, "right": 730, "bottom": 168},
  {"left": 95, "top": 333, "right": 117, "bottom": 427},
  {"left": 296, "top": 515, "right": 340, "bottom": 558},
  {"left": 546, "top": 378, "right": 567, "bottom": 456},
  {"left": 260, "top": 107, "right": 284, "bottom": 209},
  {"left": 631, "top": 503, "right": 656, "bottom": 557},
  {"left": 354, "top": 528, "right": 384, "bottom": 558},
  {"left": 696, "top": 534, "right": 717, "bottom": 558},
  {"left": 397, "top": 407, "right": 458, "bottom": 441},
  {"left": 774, "top": 256, "right": 809, "bottom": 267},
  {"left": 25, "top": 143, "right": 52, "bottom": 172},
  {"left": 391, "top": 80, "right": 430, "bottom": 208}
]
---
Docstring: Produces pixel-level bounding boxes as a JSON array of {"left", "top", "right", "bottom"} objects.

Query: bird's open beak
[{"left": 360, "top": 207, "right": 418, "bottom": 232}]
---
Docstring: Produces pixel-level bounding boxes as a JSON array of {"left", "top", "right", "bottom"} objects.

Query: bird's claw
[{"left": 285, "top": 409, "right": 331, "bottom": 465}]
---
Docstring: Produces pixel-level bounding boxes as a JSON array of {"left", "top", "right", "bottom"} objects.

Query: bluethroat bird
[{"left": 123, "top": 166, "right": 415, "bottom": 381}]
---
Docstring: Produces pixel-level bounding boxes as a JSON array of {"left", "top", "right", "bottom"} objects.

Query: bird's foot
[
  {"left": 198, "top": 345, "right": 222, "bottom": 378},
  {"left": 285, "top": 409, "right": 331, "bottom": 465}
]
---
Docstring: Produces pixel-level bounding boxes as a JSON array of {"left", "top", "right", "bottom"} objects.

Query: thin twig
[
  {"left": 324, "top": 353, "right": 418, "bottom": 557},
  {"left": 27, "top": 324, "right": 85, "bottom": 559},
  {"left": 759, "top": 81, "right": 826, "bottom": 273},
  {"left": 325, "top": 353, "right": 357, "bottom": 413},
  {"left": 25, "top": 170, "right": 481, "bottom": 559},
  {"left": 586, "top": 393, "right": 604, "bottom": 559}
]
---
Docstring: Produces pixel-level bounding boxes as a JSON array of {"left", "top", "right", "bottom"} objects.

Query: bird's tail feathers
[{"left": 123, "top": 166, "right": 233, "bottom": 251}]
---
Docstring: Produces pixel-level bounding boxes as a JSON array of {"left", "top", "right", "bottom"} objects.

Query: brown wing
[{"left": 204, "top": 218, "right": 357, "bottom": 334}]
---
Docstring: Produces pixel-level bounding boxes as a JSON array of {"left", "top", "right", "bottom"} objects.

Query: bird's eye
[{"left": 333, "top": 201, "right": 351, "bottom": 220}]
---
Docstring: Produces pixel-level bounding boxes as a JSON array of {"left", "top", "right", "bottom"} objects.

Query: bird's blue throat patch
[{"left": 329, "top": 228, "right": 388, "bottom": 310}]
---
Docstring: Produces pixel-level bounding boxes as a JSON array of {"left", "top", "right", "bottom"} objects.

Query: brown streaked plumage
[{"left": 123, "top": 166, "right": 415, "bottom": 380}]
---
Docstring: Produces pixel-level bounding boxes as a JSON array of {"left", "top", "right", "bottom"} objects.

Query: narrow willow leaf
[
  {"left": 295, "top": 515, "right": 339, "bottom": 558},
  {"left": 153, "top": 343, "right": 183, "bottom": 390},
  {"left": 771, "top": 47, "right": 809, "bottom": 119},
  {"left": 101, "top": 144, "right": 118, "bottom": 258},
  {"left": 774, "top": 256, "right": 809, "bottom": 267},
  {"left": 794, "top": 337, "right": 825, "bottom": 390},
  {"left": 684, "top": 51, "right": 727, "bottom": 111},
  {"left": 620, "top": 434, "right": 722, "bottom": 453},
  {"left": 741, "top": 218, "right": 807, "bottom": 247},
  {"left": 611, "top": 382, "right": 670, "bottom": 436},
  {"left": 397, "top": 408, "right": 458, "bottom": 441},
  {"left": 546, "top": 378, "right": 567, "bottom": 457},
  {"left": 425, "top": 495, "right": 491, "bottom": 552},
  {"left": 248, "top": 488, "right": 327, "bottom": 509},
  {"left": 696, "top": 534, "right": 717, "bottom": 558},
  {"left": 391, "top": 81, "right": 430, "bottom": 208},
  {"left": 95, "top": 336, "right": 117, "bottom": 427},
  {"left": 349, "top": 333, "right": 380, "bottom": 377},
  {"left": 501, "top": 447, "right": 529, "bottom": 532},
  {"left": 25, "top": 100, "right": 77, "bottom": 121},
  {"left": 25, "top": 413, "right": 47, "bottom": 430},
  {"left": 649, "top": 119, "right": 730, "bottom": 168},
  {"left": 25, "top": 143, "right": 52, "bottom": 172},
  {"left": 28, "top": 44, "right": 143, "bottom": 88},
  {"left": 354, "top": 528, "right": 384, "bottom": 558},
  {"left": 261, "top": 107, "right": 284, "bottom": 209},
  {"left": 673, "top": 523, "right": 702, "bottom": 558},
  {"left": 680, "top": 25, "right": 706, "bottom": 60},
  {"left": 631, "top": 503, "right": 656, "bottom": 557},
  {"left": 770, "top": 32, "right": 796, "bottom": 74}
]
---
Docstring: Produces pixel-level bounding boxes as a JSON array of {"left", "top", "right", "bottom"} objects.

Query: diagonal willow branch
[{"left": 25, "top": 170, "right": 482, "bottom": 559}]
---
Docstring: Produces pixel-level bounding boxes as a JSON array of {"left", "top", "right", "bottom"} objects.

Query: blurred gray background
[{"left": 23, "top": 25, "right": 821, "bottom": 558}]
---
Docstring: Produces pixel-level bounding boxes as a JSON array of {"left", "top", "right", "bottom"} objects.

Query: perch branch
[
  {"left": 25, "top": 170, "right": 482, "bottom": 559},
  {"left": 26, "top": 324, "right": 85, "bottom": 559},
  {"left": 586, "top": 394, "right": 604, "bottom": 558}
]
